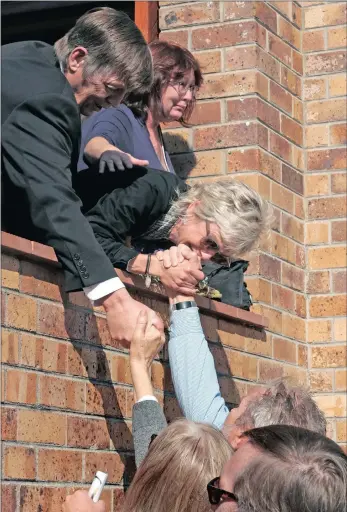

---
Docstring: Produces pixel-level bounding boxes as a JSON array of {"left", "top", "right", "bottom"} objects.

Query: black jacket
[
  {"left": 1, "top": 41, "right": 116, "bottom": 292},
  {"left": 84, "top": 167, "right": 187, "bottom": 269}
]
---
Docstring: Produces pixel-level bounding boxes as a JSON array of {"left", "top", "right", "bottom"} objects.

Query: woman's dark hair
[{"left": 148, "top": 40, "right": 203, "bottom": 125}]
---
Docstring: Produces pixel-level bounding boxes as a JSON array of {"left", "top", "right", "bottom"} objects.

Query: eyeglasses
[
  {"left": 201, "top": 221, "right": 221, "bottom": 254},
  {"left": 169, "top": 80, "right": 198, "bottom": 96},
  {"left": 207, "top": 477, "right": 238, "bottom": 505}
]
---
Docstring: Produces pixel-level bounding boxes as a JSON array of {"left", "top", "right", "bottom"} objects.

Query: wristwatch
[{"left": 170, "top": 300, "right": 197, "bottom": 312}]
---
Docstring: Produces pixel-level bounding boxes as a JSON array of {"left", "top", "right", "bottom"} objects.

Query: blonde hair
[
  {"left": 123, "top": 419, "right": 233, "bottom": 512},
  {"left": 164, "top": 179, "right": 272, "bottom": 259}
]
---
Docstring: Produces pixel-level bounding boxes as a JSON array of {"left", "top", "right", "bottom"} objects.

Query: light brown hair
[{"left": 123, "top": 419, "right": 233, "bottom": 512}]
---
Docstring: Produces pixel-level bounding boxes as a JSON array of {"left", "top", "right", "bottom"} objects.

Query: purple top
[{"left": 78, "top": 104, "right": 175, "bottom": 174}]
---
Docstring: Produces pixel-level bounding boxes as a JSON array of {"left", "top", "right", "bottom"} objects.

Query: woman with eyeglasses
[{"left": 77, "top": 40, "right": 202, "bottom": 175}]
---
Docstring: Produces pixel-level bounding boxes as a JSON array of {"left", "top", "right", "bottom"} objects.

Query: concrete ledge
[{"left": 1, "top": 231, "right": 268, "bottom": 329}]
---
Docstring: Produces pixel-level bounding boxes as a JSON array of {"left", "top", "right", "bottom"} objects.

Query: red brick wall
[
  {"left": 1, "top": 240, "right": 269, "bottom": 511},
  {"left": 159, "top": 0, "right": 346, "bottom": 449}
]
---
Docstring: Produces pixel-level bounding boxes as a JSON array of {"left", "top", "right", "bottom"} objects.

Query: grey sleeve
[{"left": 132, "top": 400, "right": 167, "bottom": 467}]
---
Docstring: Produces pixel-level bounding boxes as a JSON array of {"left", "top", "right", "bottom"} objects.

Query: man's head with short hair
[
  {"left": 214, "top": 425, "right": 347, "bottom": 512},
  {"left": 222, "top": 378, "right": 327, "bottom": 449},
  {"left": 54, "top": 7, "right": 152, "bottom": 115}
]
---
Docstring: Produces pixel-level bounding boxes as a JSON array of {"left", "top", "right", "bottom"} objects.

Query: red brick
[
  {"left": 85, "top": 452, "right": 124, "bottom": 484},
  {"left": 333, "top": 270, "right": 347, "bottom": 293},
  {"left": 258, "top": 47, "right": 280, "bottom": 81},
  {"left": 269, "top": 33, "right": 292, "bottom": 67},
  {"left": 38, "top": 303, "right": 86, "bottom": 340},
  {"left": 273, "top": 336, "right": 297, "bottom": 364},
  {"left": 282, "top": 262, "right": 305, "bottom": 292},
  {"left": 1, "top": 329, "right": 19, "bottom": 364},
  {"left": 311, "top": 345, "right": 347, "bottom": 369},
  {"left": 310, "top": 370, "right": 334, "bottom": 392},
  {"left": 332, "top": 220, "right": 347, "bottom": 242},
  {"left": 282, "top": 313, "right": 306, "bottom": 341},
  {"left": 227, "top": 148, "right": 259, "bottom": 172},
  {"left": 5, "top": 369, "right": 37, "bottom": 405},
  {"left": 159, "top": 2, "right": 220, "bottom": 29},
  {"left": 21, "top": 334, "right": 67, "bottom": 374},
  {"left": 270, "top": 81, "right": 292, "bottom": 114},
  {"left": 270, "top": 132, "right": 292, "bottom": 162},
  {"left": 1, "top": 484, "right": 17, "bottom": 512},
  {"left": 193, "top": 50, "right": 222, "bottom": 74},
  {"left": 17, "top": 409, "right": 66, "bottom": 445},
  {"left": 38, "top": 449, "right": 82, "bottom": 482},
  {"left": 293, "top": 97, "right": 304, "bottom": 124},
  {"left": 293, "top": 49, "right": 304, "bottom": 75},
  {"left": 227, "top": 97, "right": 257, "bottom": 121},
  {"left": 303, "top": 78, "right": 326, "bottom": 101},
  {"left": 278, "top": 16, "right": 301, "bottom": 50},
  {"left": 282, "top": 164, "right": 304, "bottom": 194},
  {"left": 189, "top": 101, "right": 221, "bottom": 125},
  {"left": 330, "top": 123, "right": 347, "bottom": 145},
  {"left": 308, "top": 148, "right": 347, "bottom": 171},
  {"left": 307, "top": 99, "right": 347, "bottom": 124},
  {"left": 3, "top": 445, "right": 36, "bottom": 479},
  {"left": 1, "top": 254, "right": 19, "bottom": 290},
  {"left": 307, "top": 271, "right": 330, "bottom": 293},
  {"left": 194, "top": 122, "right": 257, "bottom": 150},
  {"left": 303, "top": 29, "right": 325, "bottom": 52},
  {"left": 173, "top": 150, "right": 224, "bottom": 178},
  {"left": 20, "top": 260, "right": 63, "bottom": 301},
  {"left": 309, "top": 295, "right": 347, "bottom": 318},
  {"left": 6, "top": 293, "right": 37, "bottom": 331},
  {"left": 295, "top": 293, "right": 306, "bottom": 319},
  {"left": 336, "top": 370, "right": 347, "bottom": 391},
  {"left": 306, "top": 51, "right": 347, "bottom": 76},
  {"left": 332, "top": 173, "right": 347, "bottom": 194},
  {"left": 19, "top": 486, "right": 67, "bottom": 512},
  {"left": 1, "top": 407, "right": 17, "bottom": 441},
  {"left": 39, "top": 375, "right": 85, "bottom": 411},
  {"left": 272, "top": 284, "right": 295, "bottom": 313},
  {"left": 258, "top": 150, "right": 281, "bottom": 182},
  {"left": 259, "top": 253, "right": 281, "bottom": 282},
  {"left": 192, "top": 21, "right": 256, "bottom": 50},
  {"left": 258, "top": 99, "right": 280, "bottom": 131},
  {"left": 304, "top": 3, "right": 347, "bottom": 29},
  {"left": 270, "top": 1, "right": 292, "bottom": 20},
  {"left": 281, "top": 67, "right": 301, "bottom": 97},
  {"left": 308, "top": 197, "right": 347, "bottom": 219},
  {"left": 328, "top": 26, "right": 347, "bottom": 50},
  {"left": 259, "top": 359, "right": 284, "bottom": 382},
  {"left": 256, "top": 71, "right": 269, "bottom": 99},
  {"left": 255, "top": 2, "right": 277, "bottom": 32},
  {"left": 224, "top": 1, "right": 255, "bottom": 20},
  {"left": 271, "top": 182, "right": 295, "bottom": 214},
  {"left": 292, "top": 3, "right": 302, "bottom": 28},
  {"left": 199, "top": 70, "right": 257, "bottom": 100},
  {"left": 159, "top": 29, "right": 188, "bottom": 47},
  {"left": 86, "top": 382, "right": 127, "bottom": 418},
  {"left": 307, "top": 320, "right": 332, "bottom": 343},
  {"left": 225, "top": 45, "right": 258, "bottom": 71},
  {"left": 295, "top": 195, "right": 305, "bottom": 220},
  {"left": 272, "top": 232, "right": 297, "bottom": 266},
  {"left": 305, "top": 174, "right": 329, "bottom": 197},
  {"left": 281, "top": 115, "right": 303, "bottom": 146},
  {"left": 282, "top": 213, "right": 304, "bottom": 243},
  {"left": 67, "top": 417, "right": 109, "bottom": 449},
  {"left": 305, "top": 125, "right": 329, "bottom": 147}
]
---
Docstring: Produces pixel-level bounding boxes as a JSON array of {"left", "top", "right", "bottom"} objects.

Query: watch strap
[{"left": 171, "top": 300, "right": 197, "bottom": 311}]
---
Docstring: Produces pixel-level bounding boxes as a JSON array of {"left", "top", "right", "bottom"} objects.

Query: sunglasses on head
[{"left": 207, "top": 477, "right": 238, "bottom": 505}]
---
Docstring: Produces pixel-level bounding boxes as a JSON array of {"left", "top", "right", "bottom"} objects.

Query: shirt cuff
[
  {"left": 84, "top": 277, "right": 125, "bottom": 301},
  {"left": 136, "top": 395, "right": 158, "bottom": 404}
]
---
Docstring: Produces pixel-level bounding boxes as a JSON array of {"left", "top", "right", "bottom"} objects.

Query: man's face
[
  {"left": 77, "top": 74, "right": 125, "bottom": 116},
  {"left": 170, "top": 209, "right": 225, "bottom": 261},
  {"left": 213, "top": 441, "right": 263, "bottom": 512}
]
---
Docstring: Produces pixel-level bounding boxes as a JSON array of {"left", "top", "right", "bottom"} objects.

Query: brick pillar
[
  {"left": 303, "top": 1, "right": 347, "bottom": 446},
  {"left": 159, "top": 1, "right": 346, "bottom": 449}
]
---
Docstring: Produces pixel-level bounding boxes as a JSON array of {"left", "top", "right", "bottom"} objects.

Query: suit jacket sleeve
[
  {"left": 132, "top": 400, "right": 167, "bottom": 468},
  {"left": 86, "top": 175, "right": 169, "bottom": 269},
  {"left": 2, "top": 92, "right": 116, "bottom": 292}
]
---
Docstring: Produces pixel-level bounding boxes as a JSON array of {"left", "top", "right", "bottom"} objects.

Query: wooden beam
[{"left": 135, "top": 1, "right": 159, "bottom": 42}]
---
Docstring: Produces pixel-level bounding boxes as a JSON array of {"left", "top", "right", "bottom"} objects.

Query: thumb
[
  {"left": 133, "top": 310, "right": 149, "bottom": 338},
  {"left": 131, "top": 157, "right": 149, "bottom": 166}
]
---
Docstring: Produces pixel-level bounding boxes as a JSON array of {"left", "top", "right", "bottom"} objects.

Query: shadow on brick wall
[{"left": 162, "top": 132, "right": 197, "bottom": 179}]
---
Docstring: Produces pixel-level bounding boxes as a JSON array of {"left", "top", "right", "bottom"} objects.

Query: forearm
[
  {"left": 84, "top": 136, "right": 117, "bottom": 163},
  {"left": 130, "top": 360, "right": 154, "bottom": 401},
  {"left": 169, "top": 308, "right": 229, "bottom": 428},
  {"left": 127, "top": 253, "right": 162, "bottom": 276}
]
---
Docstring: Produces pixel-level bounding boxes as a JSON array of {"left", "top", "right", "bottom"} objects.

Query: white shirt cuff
[
  {"left": 84, "top": 277, "right": 125, "bottom": 301},
  {"left": 136, "top": 395, "right": 158, "bottom": 404}
]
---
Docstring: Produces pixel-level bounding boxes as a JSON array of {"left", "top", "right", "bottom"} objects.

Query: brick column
[
  {"left": 302, "top": 1, "right": 347, "bottom": 446},
  {"left": 159, "top": 1, "right": 346, "bottom": 449}
]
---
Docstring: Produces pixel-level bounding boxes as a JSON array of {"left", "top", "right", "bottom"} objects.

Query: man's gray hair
[
  {"left": 235, "top": 425, "right": 347, "bottom": 512},
  {"left": 54, "top": 7, "right": 152, "bottom": 98},
  {"left": 163, "top": 179, "right": 272, "bottom": 259},
  {"left": 224, "top": 378, "right": 327, "bottom": 436}
]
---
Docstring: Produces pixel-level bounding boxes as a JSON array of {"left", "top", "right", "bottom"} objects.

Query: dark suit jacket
[
  {"left": 83, "top": 167, "right": 188, "bottom": 269},
  {"left": 1, "top": 41, "right": 116, "bottom": 292}
]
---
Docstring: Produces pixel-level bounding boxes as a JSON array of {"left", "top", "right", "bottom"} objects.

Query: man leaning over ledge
[{"left": 1, "top": 7, "right": 166, "bottom": 345}]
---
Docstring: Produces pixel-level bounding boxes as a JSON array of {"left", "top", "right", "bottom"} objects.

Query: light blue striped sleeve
[{"left": 168, "top": 307, "right": 229, "bottom": 429}]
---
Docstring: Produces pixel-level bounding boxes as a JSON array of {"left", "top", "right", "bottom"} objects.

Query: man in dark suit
[{"left": 1, "top": 7, "right": 162, "bottom": 346}]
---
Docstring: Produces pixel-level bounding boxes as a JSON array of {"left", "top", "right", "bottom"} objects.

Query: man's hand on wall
[{"left": 100, "top": 288, "right": 164, "bottom": 348}]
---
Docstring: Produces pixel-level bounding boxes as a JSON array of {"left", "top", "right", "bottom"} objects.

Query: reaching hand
[
  {"left": 156, "top": 251, "right": 204, "bottom": 296},
  {"left": 130, "top": 310, "right": 165, "bottom": 370},
  {"left": 156, "top": 244, "right": 198, "bottom": 269},
  {"left": 99, "top": 149, "right": 149, "bottom": 173},
  {"left": 62, "top": 491, "right": 105, "bottom": 512}
]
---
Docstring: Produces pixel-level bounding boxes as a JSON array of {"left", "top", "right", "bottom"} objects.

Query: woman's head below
[
  {"left": 122, "top": 419, "right": 233, "bottom": 512},
  {"left": 149, "top": 40, "right": 203, "bottom": 124}
]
